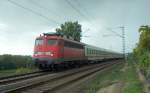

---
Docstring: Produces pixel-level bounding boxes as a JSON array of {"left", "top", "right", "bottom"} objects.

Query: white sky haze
[{"left": 0, "top": 0, "right": 149, "bottom": 55}]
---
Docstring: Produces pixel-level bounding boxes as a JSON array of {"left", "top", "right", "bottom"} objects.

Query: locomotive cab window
[
  {"left": 47, "top": 39, "right": 57, "bottom": 45},
  {"left": 35, "top": 39, "right": 43, "bottom": 45}
]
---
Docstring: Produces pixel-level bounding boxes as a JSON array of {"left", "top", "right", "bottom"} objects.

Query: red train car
[{"left": 33, "top": 32, "right": 86, "bottom": 70}]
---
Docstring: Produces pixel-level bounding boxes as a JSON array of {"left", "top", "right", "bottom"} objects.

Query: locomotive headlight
[
  {"left": 34, "top": 51, "right": 53, "bottom": 56},
  {"left": 34, "top": 52, "right": 45, "bottom": 55},
  {"left": 38, "top": 52, "right": 43, "bottom": 55},
  {"left": 45, "top": 52, "right": 51, "bottom": 55},
  {"left": 50, "top": 53, "right": 54, "bottom": 56}
]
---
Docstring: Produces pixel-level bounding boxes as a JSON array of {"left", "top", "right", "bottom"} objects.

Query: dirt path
[
  {"left": 136, "top": 67, "right": 150, "bottom": 93},
  {"left": 96, "top": 63, "right": 126, "bottom": 93},
  {"left": 96, "top": 81, "right": 122, "bottom": 93}
]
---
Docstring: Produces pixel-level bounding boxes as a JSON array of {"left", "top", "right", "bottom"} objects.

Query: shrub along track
[{"left": 0, "top": 60, "right": 122, "bottom": 93}]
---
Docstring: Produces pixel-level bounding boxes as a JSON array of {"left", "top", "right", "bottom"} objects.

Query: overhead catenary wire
[
  {"left": 29, "top": 0, "right": 97, "bottom": 37},
  {"left": 7, "top": 0, "right": 60, "bottom": 25},
  {"left": 64, "top": 0, "right": 101, "bottom": 38},
  {"left": 8, "top": 0, "right": 98, "bottom": 35},
  {"left": 66, "top": 0, "right": 103, "bottom": 37},
  {"left": 74, "top": 0, "right": 100, "bottom": 26},
  {"left": 74, "top": 0, "right": 95, "bottom": 22},
  {"left": 29, "top": 0, "right": 65, "bottom": 21},
  {"left": 64, "top": 0, "right": 92, "bottom": 24},
  {"left": 106, "top": 28, "right": 123, "bottom": 38}
]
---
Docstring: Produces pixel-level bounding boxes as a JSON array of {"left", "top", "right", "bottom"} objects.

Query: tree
[
  {"left": 0, "top": 55, "right": 34, "bottom": 70},
  {"left": 133, "top": 25, "right": 150, "bottom": 77},
  {"left": 138, "top": 26, "right": 150, "bottom": 52},
  {"left": 134, "top": 26, "right": 150, "bottom": 55},
  {"left": 56, "top": 21, "right": 82, "bottom": 42}
]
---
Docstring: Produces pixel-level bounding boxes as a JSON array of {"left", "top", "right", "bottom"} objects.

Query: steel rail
[
  {"left": 0, "top": 71, "right": 49, "bottom": 85},
  {"left": 1, "top": 62, "right": 109, "bottom": 93},
  {"left": 45, "top": 62, "right": 122, "bottom": 93},
  {"left": 3, "top": 61, "right": 121, "bottom": 93}
]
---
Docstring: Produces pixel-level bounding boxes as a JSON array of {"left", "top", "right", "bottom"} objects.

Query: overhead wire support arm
[
  {"left": 106, "top": 26, "right": 126, "bottom": 62},
  {"left": 106, "top": 28, "right": 123, "bottom": 38}
]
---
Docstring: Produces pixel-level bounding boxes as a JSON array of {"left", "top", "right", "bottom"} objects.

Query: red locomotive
[{"left": 33, "top": 32, "right": 122, "bottom": 70}]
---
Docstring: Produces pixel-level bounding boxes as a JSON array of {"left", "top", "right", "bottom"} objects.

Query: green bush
[
  {"left": 0, "top": 54, "right": 34, "bottom": 70},
  {"left": 139, "top": 53, "right": 148, "bottom": 69},
  {"left": 15, "top": 67, "right": 32, "bottom": 74},
  {"left": 133, "top": 25, "right": 150, "bottom": 79}
]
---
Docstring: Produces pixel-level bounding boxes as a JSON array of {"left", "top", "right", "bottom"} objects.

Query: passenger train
[{"left": 33, "top": 32, "right": 122, "bottom": 70}]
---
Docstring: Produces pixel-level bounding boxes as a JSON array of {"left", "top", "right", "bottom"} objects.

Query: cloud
[
  {"left": 0, "top": 23, "right": 8, "bottom": 30},
  {"left": 0, "top": 0, "right": 150, "bottom": 55}
]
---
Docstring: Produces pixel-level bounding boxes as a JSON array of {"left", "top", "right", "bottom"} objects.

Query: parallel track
[
  {"left": 0, "top": 60, "right": 122, "bottom": 93},
  {"left": 0, "top": 71, "right": 50, "bottom": 85},
  {"left": 0, "top": 70, "right": 41, "bottom": 80},
  {"left": 46, "top": 61, "right": 122, "bottom": 93}
]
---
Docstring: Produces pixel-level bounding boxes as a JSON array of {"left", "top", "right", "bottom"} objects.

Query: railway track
[
  {"left": 0, "top": 70, "right": 49, "bottom": 85},
  {"left": 0, "top": 60, "right": 122, "bottom": 93},
  {"left": 49, "top": 61, "right": 123, "bottom": 93},
  {"left": 43, "top": 62, "right": 122, "bottom": 93}
]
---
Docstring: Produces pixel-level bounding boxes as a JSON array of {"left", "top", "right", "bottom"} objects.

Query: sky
[{"left": 0, "top": 0, "right": 150, "bottom": 55}]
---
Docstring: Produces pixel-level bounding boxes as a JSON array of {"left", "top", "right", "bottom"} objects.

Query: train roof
[
  {"left": 39, "top": 32, "right": 121, "bottom": 54},
  {"left": 43, "top": 32, "right": 63, "bottom": 36},
  {"left": 42, "top": 32, "right": 85, "bottom": 45},
  {"left": 85, "top": 44, "right": 121, "bottom": 54}
]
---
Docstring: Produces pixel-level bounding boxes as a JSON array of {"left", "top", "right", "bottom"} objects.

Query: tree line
[
  {"left": 0, "top": 54, "right": 34, "bottom": 70},
  {"left": 133, "top": 25, "right": 150, "bottom": 78}
]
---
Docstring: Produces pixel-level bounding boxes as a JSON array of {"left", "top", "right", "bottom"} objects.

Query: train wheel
[{"left": 53, "top": 64, "right": 62, "bottom": 71}]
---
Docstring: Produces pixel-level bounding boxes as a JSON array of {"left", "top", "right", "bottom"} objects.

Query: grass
[
  {"left": 84, "top": 63, "right": 124, "bottom": 93},
  {"left": 122, "top": 61, "right": 143, "bottom": 93},
  {"left": 0, "top": 67, "right": 37, "bottom": 78},
  {"left": 84, "top": 59, "right": 143, "bottom": 93},
  {"left": 0, "top": 69, "right": 17, "bottom": 77}
]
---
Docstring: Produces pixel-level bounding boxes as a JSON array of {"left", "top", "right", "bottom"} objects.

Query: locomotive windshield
[
  {"left": 47, "top": 39, "right": 57, "bottom": 45},
  {"left": 35, "top": 39, "right": 43, "bottom": 45}
]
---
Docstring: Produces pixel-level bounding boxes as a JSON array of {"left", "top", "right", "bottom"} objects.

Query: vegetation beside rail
[
  {"left": 0, "top": 54, "right": 34, "bottom": 70},
  {"left": 122, "top": 57, "right": 143, "bottom": 93},
  {"left": 84, "top": 58, "right": 143, "bottom": 93},
  {"left": 133, "top": 25, "right": 150, "bottom": 79},
  {"left": 0, "top": 68, "right": 37, "bottom": 78},
  {"left": 0, "top": 54, "right": 36, "bottom": 77}
]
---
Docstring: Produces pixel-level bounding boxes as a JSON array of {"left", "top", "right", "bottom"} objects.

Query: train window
[
  {"left": 99, "top": 51, "right": 101, "bottom": 54},
  {"left": 64, "top": 41, "right": 84, "bottom": 49},
  {"left": 95, "top": 50, "right": 97, "bottom": 54},
  {"left": 87, "top": 48, "right": 90, "bottom": 54},
  {"left": 48, "top": 39, "right": 57, "bottom": 45},
  {"left": 89, "top": 49, "right": 91, "bottom": 54},
  {"left": 35, "top": 39, "right": 43, "bottom": 45},
  {"left": 91, "top": 50, "right": 93, "bottom": 54}
]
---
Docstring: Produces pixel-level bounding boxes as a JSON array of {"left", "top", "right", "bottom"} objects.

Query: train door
[{"left": 58, "top": 39, "right": 64, "bottom": 58}]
